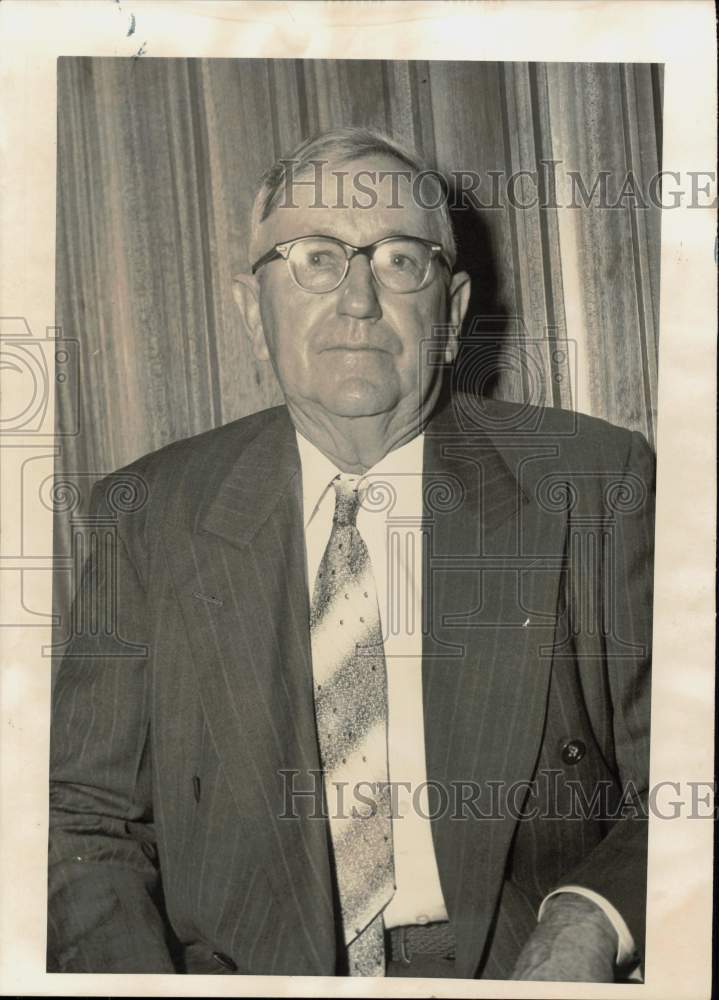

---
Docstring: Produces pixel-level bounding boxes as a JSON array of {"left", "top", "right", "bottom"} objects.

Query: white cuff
[{"left": 538, "top": 885, "right": 637, "bottom": 966}]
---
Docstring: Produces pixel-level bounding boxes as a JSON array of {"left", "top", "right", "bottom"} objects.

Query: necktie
[{"left": 310, "top": 474, "right": 395, "bottom": 976}]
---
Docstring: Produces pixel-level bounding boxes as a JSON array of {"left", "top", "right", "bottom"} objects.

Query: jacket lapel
[
  {"left": 163, "top": 409, "right": 336, "bottom": 973},
  {"left": 422, "top": 401, "right": 568, "bottom": 977}
]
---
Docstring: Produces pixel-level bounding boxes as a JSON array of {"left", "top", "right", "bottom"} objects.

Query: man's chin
[{"left": 320, "top": 380, "right": 398, "bottom": 419}]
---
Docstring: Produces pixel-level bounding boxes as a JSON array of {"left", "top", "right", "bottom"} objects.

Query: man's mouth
[{"left": 322, "top": 345, "right": 391, "bottom": 353}]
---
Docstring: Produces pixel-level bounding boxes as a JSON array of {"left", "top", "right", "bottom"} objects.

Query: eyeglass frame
[{"left": 250, "top": 234, "right": 452, "bottom": 294}]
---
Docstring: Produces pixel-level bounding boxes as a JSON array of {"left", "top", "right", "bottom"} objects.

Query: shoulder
[
  {"left": 437, "top": 394, "right": 655, "bottom": 516},
  {"left": 448, "top": 393, "right": 646, "bottom": 469},
  {"left": 102, "top": 405, "right": 287, "bottom": 483},
  {"left": 466, "top": 396, "right": 655, "bottom": 520},
  {"left": 90, "top": 404, "right": 291, "bottom": 518}
]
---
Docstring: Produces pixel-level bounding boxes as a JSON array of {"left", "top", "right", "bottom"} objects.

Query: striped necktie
[{"left": 310, "top": 474, "right": 395, "bottom": 976}]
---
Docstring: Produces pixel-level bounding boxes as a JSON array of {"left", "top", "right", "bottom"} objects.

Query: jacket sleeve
[
  {"left": 48, "top": 480, "right": 177, "bottom": 972},
  {"left": 552, "top": 429, "right": 655, "bottom": 964}
]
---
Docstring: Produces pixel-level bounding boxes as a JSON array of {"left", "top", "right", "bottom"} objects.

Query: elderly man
[{"left": 48, "top": 127, "right": 653, "bottom": 981}]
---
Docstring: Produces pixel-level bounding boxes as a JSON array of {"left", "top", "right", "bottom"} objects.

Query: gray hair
[{"left": 249, "top": 126, "right": 457, "bottom": 266}]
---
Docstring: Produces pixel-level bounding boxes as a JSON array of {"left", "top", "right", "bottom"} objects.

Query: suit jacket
[{"left": 48, "top": 393, "right": 654, "bottom": 978}]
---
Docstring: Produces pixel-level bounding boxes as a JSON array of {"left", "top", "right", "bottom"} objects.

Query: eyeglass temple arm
[{"left": 250, "top": 246, "right": 283, "bottom": 275}]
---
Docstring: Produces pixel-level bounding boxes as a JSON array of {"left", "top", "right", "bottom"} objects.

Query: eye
[
  {"left": 387, "top": 252, "right": 423, "bottom": 274},
  {"left": 307, "top": 251, "right": 335, "bottom": 268}
]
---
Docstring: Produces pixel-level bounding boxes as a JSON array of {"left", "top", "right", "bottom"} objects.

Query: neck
[{"left": 286, "top": 395, "right": 439, "bottom": 473}]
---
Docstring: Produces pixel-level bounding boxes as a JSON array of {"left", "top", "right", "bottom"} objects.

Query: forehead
[{"left": 255, "top": 153, "right": 447, "bottom": 254}]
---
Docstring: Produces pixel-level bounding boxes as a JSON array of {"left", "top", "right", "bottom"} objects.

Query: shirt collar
[{"left": 295, "top": 428, "right": 425, "bottom": 528}]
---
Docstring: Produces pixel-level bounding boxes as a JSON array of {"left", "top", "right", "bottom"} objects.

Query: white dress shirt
[{"left": 296, "top": 428, "right": 636, "bottom": 962}]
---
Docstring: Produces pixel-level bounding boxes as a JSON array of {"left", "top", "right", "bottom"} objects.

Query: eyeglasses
[{"left": 251, "top": 234, "right": 450, "bottom": 294}]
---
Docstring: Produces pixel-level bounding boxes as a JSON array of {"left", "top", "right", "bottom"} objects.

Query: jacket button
[
  {"left": 561, "top": 739, "right": 586, "bottom": 765},
  {"left": 212, "top": 951, "right": 238, "bottom": 971}
]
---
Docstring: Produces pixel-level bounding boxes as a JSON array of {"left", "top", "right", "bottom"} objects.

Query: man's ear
[
  {"left": 444, "top": 270, "right": 471, "bottom": 363},
  {"left": 232, "top": 273, "right": 270, "bottom": 362}
]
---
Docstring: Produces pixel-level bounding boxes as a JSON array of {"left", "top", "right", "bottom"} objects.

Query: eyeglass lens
[{"left": 287, "top": 237, "right": 433, "bottom": 293}]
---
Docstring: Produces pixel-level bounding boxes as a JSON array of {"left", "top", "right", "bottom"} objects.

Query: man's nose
[{"left": 337, "top": 254, "right": 382, "bottom": 320}]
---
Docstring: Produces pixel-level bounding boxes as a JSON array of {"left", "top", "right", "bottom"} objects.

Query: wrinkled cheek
[
  {"left": 276, "top": 341, "right": 316, "bottom": 395},
  {"left": 398, "top": 323, "right": 434, "bottom": 387}
]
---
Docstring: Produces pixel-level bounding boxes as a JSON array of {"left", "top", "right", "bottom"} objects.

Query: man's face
[{"left": 237, "top": 154, "right": 470, "bottom": 422}]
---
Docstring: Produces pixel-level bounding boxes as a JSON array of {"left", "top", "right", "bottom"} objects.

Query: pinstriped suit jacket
[{"left": 48, "top": 393, "right": 653, "bottom": 977}]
